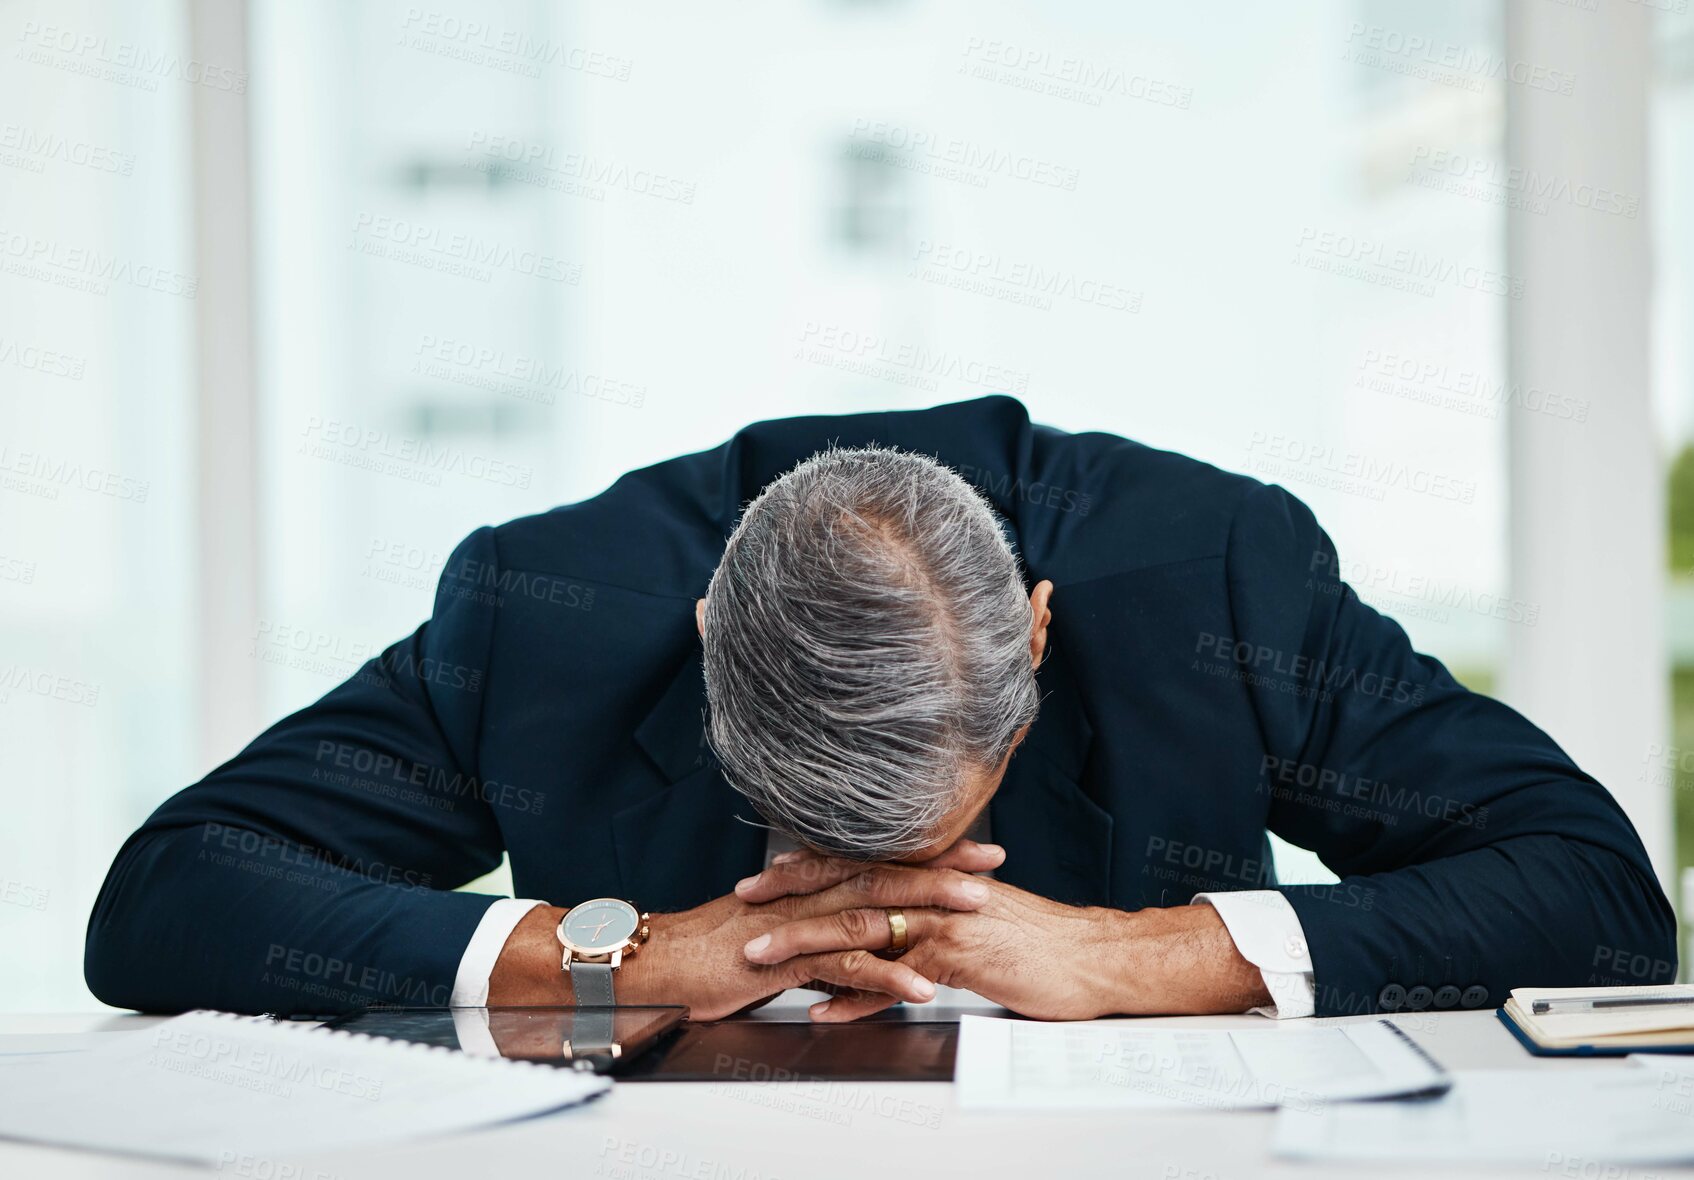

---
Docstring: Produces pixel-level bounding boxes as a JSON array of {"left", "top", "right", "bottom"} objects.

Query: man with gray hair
[
  {"left": 89, "top": 397, "right": 1673, "bottom": 1022},
  {"left": 702, "top": 446, "right": 1039, "bottom": 862}
]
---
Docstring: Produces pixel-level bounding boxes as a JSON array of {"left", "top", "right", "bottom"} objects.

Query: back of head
[{"left": 702, "top": 445, "right": 1039, "bottom": 858}]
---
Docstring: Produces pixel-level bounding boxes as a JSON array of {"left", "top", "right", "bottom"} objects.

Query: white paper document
[
  {"left": 1273, "top": 1067, "right": 1694, "bottom": 1165},
  {"left": 954, "top": 1015, "right": 1447, "bottom": 1111},
  {"left": 0, "top": 1010, "right": 609, "bottom": 1165}
]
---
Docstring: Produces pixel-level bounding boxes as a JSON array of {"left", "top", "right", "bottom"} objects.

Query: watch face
[{"left": 562, "top": 898, "right": 640, "bottom": 952}]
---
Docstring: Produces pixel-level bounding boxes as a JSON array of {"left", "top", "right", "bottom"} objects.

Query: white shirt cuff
[
  {"left": 1192, "top": 890, "right": 1316, "bottom": 1019},
  {"left": 450, "top": 897, "right": 544, "bottom": 1007}
]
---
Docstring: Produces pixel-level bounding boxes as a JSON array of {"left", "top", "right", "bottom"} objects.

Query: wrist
[
  {"left": 610, "top": 911, "right": 667, "bottom": 1006},
  {"left": 487, "top": 904, "right": 571, "bottom": 1005},
  {"left": 1091, "top": 906, "right": 1150, "bottom": 1016},
  {"left": 1102, "top": 904, "right": 1273, "bottom": 1016}
]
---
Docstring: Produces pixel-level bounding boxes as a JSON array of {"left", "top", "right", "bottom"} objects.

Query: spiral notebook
[{"left": 0, "top": 1009, "right": 609, "bottom": 1165}]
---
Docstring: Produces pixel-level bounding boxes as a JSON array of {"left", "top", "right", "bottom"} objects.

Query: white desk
[{"left": 1, "top": 1007, "right": 1689, "bottom": 1179}]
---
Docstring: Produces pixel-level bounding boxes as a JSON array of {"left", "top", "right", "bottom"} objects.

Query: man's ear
[
  {"left": 1029, "top": 580, "right": 1054, "bottom": 670},
  {"left": 1007, "top": 721, "right": 1032, "bottom": 757},
  {"left": 695, "top": 598, "right": 706, "bottom": 639}
]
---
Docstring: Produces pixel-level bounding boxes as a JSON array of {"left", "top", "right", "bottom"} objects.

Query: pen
[{"left": 1531, "top": 993, "right": 1694, "bottom": 1015}]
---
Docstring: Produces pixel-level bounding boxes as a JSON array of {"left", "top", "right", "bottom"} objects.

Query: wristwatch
[
  {"left": 556, "top": 897, "right": 649, "bottom": 1007},
  {"left": 557, "top": 898, "right": 649, "bottom": 1067}
]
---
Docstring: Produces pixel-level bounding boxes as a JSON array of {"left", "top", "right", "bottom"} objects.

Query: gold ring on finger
[{"left": 885, "top": 907, "right": 908, "bottom": 953}]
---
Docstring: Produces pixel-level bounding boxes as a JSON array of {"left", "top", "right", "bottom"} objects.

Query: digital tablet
[
  {"left": 619, "top": 996, "right": 1014, "bottom": 1083},
  {"left": 328, "top": 997, "right": 1011, "bottom": 1082},
  {"left": 619, "top": 1018, "right": 962, "bottom": 1082}
]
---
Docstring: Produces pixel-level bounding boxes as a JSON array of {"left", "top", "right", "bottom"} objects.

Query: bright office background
[{"left": 1, "top": 0, "right": 1689, "bottom": 1009}]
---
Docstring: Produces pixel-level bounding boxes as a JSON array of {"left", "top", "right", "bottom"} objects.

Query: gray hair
[{"left": 701, "top": 445, "right": 1040, "bottom": 858}]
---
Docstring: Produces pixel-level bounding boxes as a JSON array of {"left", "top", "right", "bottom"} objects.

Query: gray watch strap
[
  {"left": 568, "top": 962, "right": 616, "bottom": 1056},
  {"left": 570, "top": 960, "right": 615, "bottom": 1006}
]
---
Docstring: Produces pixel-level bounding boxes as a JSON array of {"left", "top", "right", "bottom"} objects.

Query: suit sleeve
[
  {"left": 1225, "top": 483, "right": 1676, "bottom": 1016},
  {"left": 85, "top": 527, "right": 514, "bottom": 1015}
]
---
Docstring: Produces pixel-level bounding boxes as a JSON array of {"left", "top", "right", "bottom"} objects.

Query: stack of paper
[{"left": 954, "top": 1015, "right": 1447, "bottom": 1111}]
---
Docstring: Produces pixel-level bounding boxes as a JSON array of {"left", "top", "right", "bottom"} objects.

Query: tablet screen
[{"left": 622, "top": 1020, "right": 961, "bottom": 1082}]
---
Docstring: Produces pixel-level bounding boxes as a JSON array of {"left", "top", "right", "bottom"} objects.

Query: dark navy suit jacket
[{"left": 86, "top": 396, "right": 1675, "bottom": 1016}]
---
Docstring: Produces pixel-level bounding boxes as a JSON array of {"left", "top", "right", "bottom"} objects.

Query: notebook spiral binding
[
  {"left": 1376, "top": 1018, "right": 1450, "bottom": 1079},
  {"left": 185, "top": 1009, "right": 560, "bottom": 1073}
]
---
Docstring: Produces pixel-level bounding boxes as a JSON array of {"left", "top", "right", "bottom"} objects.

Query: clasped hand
[
  {"left": 618, "top": 840, "right": 1131, "bottom": 1022},
  {"left": 735, "top": 845, "right": 1130, "bottom": 1022}
]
